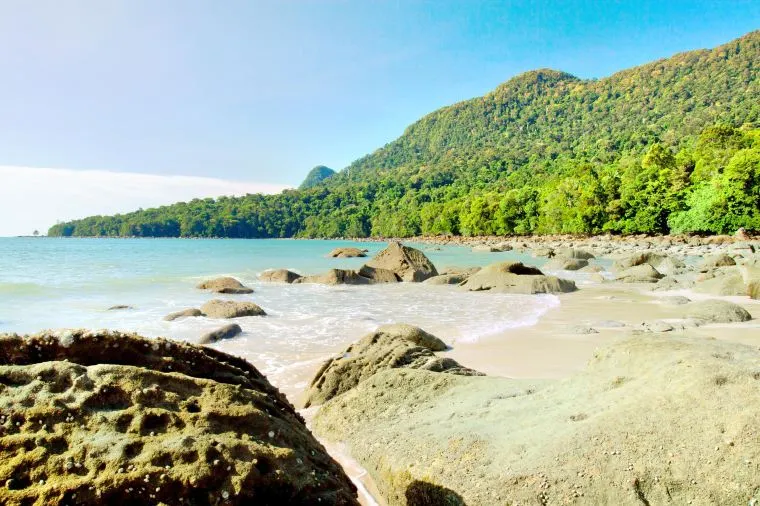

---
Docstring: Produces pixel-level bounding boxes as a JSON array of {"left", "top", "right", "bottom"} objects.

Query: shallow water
[{"left": 0, "top": 237, "right": 566, "bottom": 393}]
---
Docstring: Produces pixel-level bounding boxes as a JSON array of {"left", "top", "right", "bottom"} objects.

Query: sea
[{"left": 0, "top": 237, "right": 573, "bottom": 398}]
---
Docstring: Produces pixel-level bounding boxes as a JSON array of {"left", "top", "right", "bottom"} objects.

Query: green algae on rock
[{"left": 0, "top": 330, "right": 358, "bottom": 506}]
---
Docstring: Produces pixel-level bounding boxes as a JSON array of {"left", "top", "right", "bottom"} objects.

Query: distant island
[{"left": 49, "top": 31, "right": 760, "bottom": 239}]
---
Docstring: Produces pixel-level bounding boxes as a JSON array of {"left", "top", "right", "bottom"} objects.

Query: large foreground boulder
[
  {"left": 0, "top": 330, "right": 358, "bottom": 505},
  {"left": 361, "top": 242, "right": 438, "bottom": 282},
  {"left": 684, "top": 299, "right": 752, "bottom": 323},
  {"left": 200, "top": 299, "right": 266, "bottom": 318},
  {"left": 303, "top": 324, "right": 480, "bottom": 408},
  {"left": 196, "top": 277, "right": 253, "bottom": 294},
  {"left": 460, "top": 261, "right": 577, "bottom": 294},
  {"left": 258, "top": 269, "right": 302, "bottom": 283},
  {"left": 327, "top": 247, "right": 367, "bottom": 258},
  {"left": 313, "top": 335, "right": 760, "bottom": 505}
]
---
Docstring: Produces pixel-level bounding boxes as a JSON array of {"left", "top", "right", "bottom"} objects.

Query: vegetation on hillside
[
  {"left": 49, "top": 32, "right": 760, "bottom": 239},
  {"left": 299, "top": 165, "right": 336, "bottom": 190}
]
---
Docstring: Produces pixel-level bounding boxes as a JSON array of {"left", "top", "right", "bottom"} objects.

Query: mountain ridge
[{"left": 49, "top": 30, "right": 760, "bottom": 238}]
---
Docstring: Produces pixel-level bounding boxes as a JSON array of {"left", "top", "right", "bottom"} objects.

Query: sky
[{"left": 0, "top": 0, "right": 758, "bottom": 235}]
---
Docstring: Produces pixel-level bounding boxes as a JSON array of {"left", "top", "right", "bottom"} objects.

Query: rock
[
  {"left": 361, "top": 242, "right": 438, "bottom": 282},
  {"left": 303, "top": 324, "right": 479, "bottom": 408},
  {"left": 735, "top": 227, "right": 749, "bottom": 239},
  {"left": 557, "top": 248, "right": 595, "bottom": 260},
  {"left": 651, "top": 275, "right": 693, "bottom": 291},
  {"left": 106, "top": 305, "right": 133, "bottom": 311},
  {"left": 199, "top": 323, "right": 242, "bottom": 344},
  {"left": 542, "top": 257, "right": 589, "bottom": 271},
  {"left": 460, "top": 261, "right": 577, "bottom": 294},
  {"left": 200, "top": 300, "right": 266, "bottom": 318},
  {"left": 313, "top": 335, "right": 760, "bottom": 506},
  {"left": 749, "top": 280, "right": 760, "bottom": 299},
  {"left": 685, "top": 299, "right": 752, "bottom": 323},
  {"left": 569, "top": 325, "right": 599, "bottom": 335},
  {"left": 693, "top": 272, "right": 747, "bottom": 296},
  {"left": 594, "top": 320, "right": 626, "bottom": 328},
  {"left": 657, "top": 296, "right": 691, "bottom": 305},
  {"left": 196, "top": 276, "right": 253, "bottom": 294},
  {"left": 297, "top": 269, "right": 372, "bottom": 285},
  {"left": 327, "top": 247, "right": 367, "bottom": 258},
  {"left": 614, "top": 264, "right": 664, "bottom": 283},
  {"left": 423, "top": 273, "right": 469, "bottom": 285},
  {"left": 356, "top": 265, "right": 400, "bottom": 283},
  {"left": 613, "top": 252, "right": 684, "bottom": 274},
  {"left": 642, "top": 320, "right": 675, "bottom": 332},
  {"left": 258, "top": 269, "right": 302, "bottom": 283},
  {"left": 532, "top": 247, "right": 555, "bottom": 258},
  {"left": 579, "top": 264, "right": 604, "bottom": 273},
  {"left": 699, "top": 254, "right": 736, "bottom": 271},
  {"left": 0, "top": 330, "right": 358, "bottom": 505},
  {"left": 472, "top": 245, "right": 499, "bottom": 253},
  {"left": 163, "top": 308, "right": 203, "bottom": 321}
]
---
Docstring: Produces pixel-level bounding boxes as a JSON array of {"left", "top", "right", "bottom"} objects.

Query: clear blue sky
[{"left": 0, "top": 0, "right": 758, "bottom": 186}]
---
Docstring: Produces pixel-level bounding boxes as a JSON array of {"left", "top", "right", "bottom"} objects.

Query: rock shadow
[{"left": 405, "top": 480, "right": 466, "bottom": 506}]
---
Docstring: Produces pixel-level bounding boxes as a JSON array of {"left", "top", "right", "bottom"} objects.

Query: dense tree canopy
[
  {"left": 299, "top": 165, "right": 336, "bottom": 190},
  {"left": 50, "top": 32, "right": 760, "bottom": 239}
]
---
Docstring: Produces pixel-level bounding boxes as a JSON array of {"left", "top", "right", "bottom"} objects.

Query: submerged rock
[
  {"left": 107, "top": 305, "right": 133, "bottom": 311},
  {"left": 314, "top": 335, "right": 760, "bottom": 505},
  {"left": 258, "top": 269, "right": 302, "bottom": 283},
  {"left": 196, "top": 277, "right": 253, "bottom": 294},
  {"left": 361, "top": 242, "right": 438, "bottom": 282},
  {"left": 163, "top": 308, "right": 203, "bottom": 321},
  {"left": 0, "top": 330, "right": 358, "bottom": 505},
  {"left": 200, "top": 299, "right": 266, "bottom": 318},
  {"left": 685, "top": 299, "right": 752, "bottom": 323},
  {"left": 459, "top": 261, "right": 577, "bottom": 294},
  {"left": 303, "top": 324, "right": 479, "bottom": 408},
  {"left": 327, "top": 247, "right": 367, "bottom": 258},
  {"left": 199, "top": 323, "right": 243, "bottom": 344}
]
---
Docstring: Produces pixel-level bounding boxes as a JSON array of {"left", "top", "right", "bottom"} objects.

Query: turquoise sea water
[{"left": 0, "top": 237, "right": 566, "bottom": 392}]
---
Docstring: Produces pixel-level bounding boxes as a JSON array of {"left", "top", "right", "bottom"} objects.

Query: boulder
[
  {"left": 361, "top": 242, "right": 438, "bottom": 282},
  {"left": 542, "top": 257, "right": 589, "bottom": 271},
  {"left": 327, "top": 247, "right": 367, "bottom": 258},
  {"left": 200, "top": 300, "right": 266, "bottom": 318},
  {"left": 472, "top": 245, "right": 499, "bottom": 253},
  {"left": 614, "top": 264, "right": 664, "bottom": 283},
  {"left": 698, "top": 254, "right": 736, "bottom": 272},
  {"left": 0, "top": 330, "right": 358, "bottom": 505},
  {"left": 303, "top": 324, "right": 479, "bottom": 408},
  {"left": 163, "top": 308, "right": 203, "bottom": 321},
  {"left": 685, "top": 299, "right": 752, "bottom": 323},
  {"left": 196, "top": 277, "right": 253, "bottom": 294},
  {"left": 423, "top": 266, "right": 480, "bottom": 285},
  {"left": 693, "top": 272, "right": 747, "bottom": 296},
  {"left": 258, "top": 269, "right": 302, "bottom": 283},
  {"left": 314, "top": 335, "right": 760, "bottom": 506},
  {"left": 613, "top": 252, "right": 684, "bottom": 274},
  {"left": 532, "top": 247, "right": 555, "bottom": 258},
  {"left": 297, "top": 269, "right": 372, "bottom": 285},
  {"left": 657, "top": 296, "right": 691, "bottom": 305},
  {"left": 356, "top": 265, "right": 400, "bottom": 283},
  {"left": 199, "top": 323, "right": 242, "bottom": 344},
  {"left": 557, "top": 248, "right": 595, "bottom": 260},
  {"left": 749, "top": 280, "right": 760, "bottom": 299},
  {"left": 460, "top": 261, "right": 577, "bottom": 294}
]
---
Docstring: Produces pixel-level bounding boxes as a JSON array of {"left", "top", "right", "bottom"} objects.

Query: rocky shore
[{"left": 2, "top": 234, "right": 759, "bottom": 505}]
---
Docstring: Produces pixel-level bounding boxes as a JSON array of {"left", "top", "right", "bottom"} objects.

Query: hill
[
  {"left": 299, "top": 165, "right": 336, "bottom": 190},
  {"left": 49, "top": 31, "right": 760, "bottom": 238}
]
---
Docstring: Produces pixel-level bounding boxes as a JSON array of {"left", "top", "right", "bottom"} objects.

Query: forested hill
[{"left": 50, "top": 31, "right": 760, "bottom": 238}]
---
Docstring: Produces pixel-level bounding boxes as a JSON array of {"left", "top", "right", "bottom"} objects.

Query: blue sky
[{"left": 0, "top": 0, "right": 758, "bottom": 190}]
